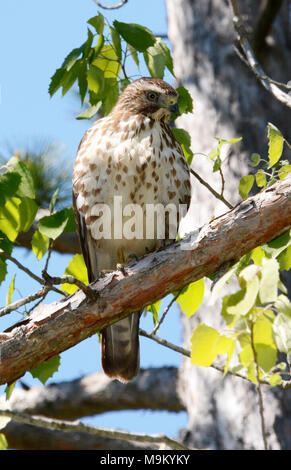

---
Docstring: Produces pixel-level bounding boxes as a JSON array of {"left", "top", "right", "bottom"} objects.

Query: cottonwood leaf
[
  {"left": 6, "top": 274, "right": 15, "bottom": 306},
  {"left": 267, "top": 122, "right": 284, "bottom": 168},
  {"left": 38, "top": 207, "right": 75, "bottom": 240},
  {"left": 32, "top": 230, "right": 50, "bottom": 260},
  {"left": 176, "top": 86, "right": 193, "bottom": 115},
  {"left": 259, "top": 258, "right": 279, "bottom": 304},
  {"left": 62, "top": 254, "right": 89, "bottom": 294},
  {"left": 176, "top": 278, "right": 204, "bottom": 317},
  {"left": 239, "top": 175, "right": 254, "bottom": 199},
  {"left": 30, "top": 355, "right": 61, "bottom": 385},
  {"left": 113, "top": 21, "right": 156, "bottom": 52}
]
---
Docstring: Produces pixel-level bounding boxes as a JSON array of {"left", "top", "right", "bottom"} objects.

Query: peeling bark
[{"left": 0, "top": 175, "right": 290, "bottom": 386}]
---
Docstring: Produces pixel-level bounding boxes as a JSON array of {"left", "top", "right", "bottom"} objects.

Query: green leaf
[
  {"left": 250, "top": 153, "right": 261, "bottom": 167},
  {"left": 191, "top": 324, "right": 219, "bottom": 366},
  {"left": 18, "top": 197, "right": 38, "bottom": 232},
  {"left": 267, "top": 122, "right": 284, "bottom": 168},
  {"left": 78, "top": 60, "right": 88, "bottom": 104},
  {"left": 110, "top": 26, "right": 122, "bottom": 59},
  {"left": 5, "top": 382, "right": 16, "bottom": 400},
  {"left": 144, "top": 48, "right": 166, "bottom": 79},
  {"left": 263, "top": 231, "right": 291, "bottom": 259},
  {"left": 93, "top": 45, "right": 121, "bottom": 78},
  {"left": 0, "top": 433, "right": 8, "bottom": 450},
  {"left": 0, "top": 172, "right": 21, "bottom": 207},
  {"left": 0, "top": 257, "right": 7, "bottom": 284},
  {"left": 213, "top": 155, "right": 222, "bottom": 172},
  {"left": 30, "top": 355, "right": 61, "bottom": 385},
  {"left": 61, "top": 60, "right": 81, "bottom": 95},
  {"left": 158, "top": 39, "right": 174, "bottom": 76},
  {"left": 239, "top": 175, "right": 254, "bottom": 199},
  {"left": 259, "top": 258, "right": 279, "bottom": 304},
  {"left": 87, "top": 64, "right": 104, "bottom": 94},
  {"left": 38, "top": 207, "right": 75, "bottom": 240},
  {"left": 0, "top": 197, "right": 22, "bottom": 241},
  {"left": 6, "top": 157, "right": 36, "bottom": 199},
  {"left": 114, "top": 21, "right": 156, "bottom": 52},
  {"left": 253, "top": 316, "right": 277, "bottom": 372},
  {"left": 61, "top": 45, "right": 85, "bottom": 71},
  {"left": 171, "top": 128, "right": 193, "bottom": 165},
  {"left": 176, "top": 278, "right": 204, "bottom": 317},
  {"left": 176, "top": 86, "right": 193, "bottom": 115},
  {"left": 221, "top": 289, "right": 246, "bottom": 327},
  {"left": 275, "top": 294, "right": 291, "bottom": 317},
  {"left": 251, "top": 246, "right": 265, "bottom": 266},
  {"left": 0, "top": 231, "right": 13, "bottom": 255},
  {"left": 227, "top": 267, "right": 260, "bottom": 316},
  {"left": 48, "top": 67, "right": 66, "bottom": 96},
  {"left": 278, "top": 245, "right": 291, "bottom": 271},
  {"left": 147, "top": 300, "right": 161, "bottom": 326},
  {"left": 88, "top": 13, "right": 105, "bottom": 34},
  {"left": 32, "top": 230, "right": 50, "bottom": 260},
  {"left": 273, "top": 313, "right": 291, "bottom": 354},
  {"left": 269, "top": 374, "right": 282, "bottom": 386},
  {"left": 77, "top": 102, "right": 102, "bottom": 120},
  {"left": 127, "top": 44, "right": 139, "bottom": 68},
  {"left": 83, "top": 28, "right": 94, "bottom": 57},
  {"left": 216, "top": 335, "right": 236, "bottom": 375},
  {"left": 102, "top": 78, "right": 119, "bottom": 114},
  {"left": 278, "top": 164, "right": 291, "bottom": 180},
  {"left": 255, "top": 169, "right": 267, "bottom": 188},
  {"left": 143, "top": 39, "right": 167, "bottom": 78},
  {"left": 49, "top": 188, "right": 59, "bottom": 214},
  {"left": 62, "top": 254, "right": 88, "bottom": 294},
  {"left": 6, "top": 274, "right": 15, "bottom": 306}
]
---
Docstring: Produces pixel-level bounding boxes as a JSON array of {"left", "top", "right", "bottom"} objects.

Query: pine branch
[{"left": 0, "top": 175, "right": 290, "bottom": 385}]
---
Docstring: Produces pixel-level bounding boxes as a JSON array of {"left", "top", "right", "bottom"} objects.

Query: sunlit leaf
[
  {"left": 77, "top": 102, "right": 102, "bottom": 120},
  {"left": 30, "top": 355, "right": 61, "bottom": 385},
  {"left": 0, "top": 197, "right": 22, "bottom": 241},
  {"left": 0, "top": 433, "right": 8, "bottom": 450},
  {"left": 38, "top": 207, "right": 75, "bottom": 240},
  {"left": 255, "top": 169, "right": 267, "bottom": 188},
  {"left": 273, "top": 313, "right": 291, "bottom": 354},
  {"left": 6, "top": 274, "right": 15, "bottom": 306},
  {"left": 259, "top": 258, "right": 279, "bottom": 304},
  {"left": 93, "top": 45, "right": 121, "bottom": 78},
  {"left": 191, "top": 324, "right": 219, "bottom": 366},
  {"left": 32, "top": 230, "right": 50, "bottom": 260},
  {"left": 267, "top": 122, "right": 284, "bottom": 168},
  {"left": 176, "top": 278, "right": 204, "bottom": 317},
  {"left": 171, "top": 128, "right": 193, "bottom": 165},
  {"left": 88, "top": 13, "right": 105, "bottom": 35},
  {"left": 239, "top": 175, "right": 254, "bottom": 199},
  {"left": 62, "top": 254, "right": 89, "bottom": 294},
  {"left": 250, "top": 153, "right": 261, "bottom": 167}
]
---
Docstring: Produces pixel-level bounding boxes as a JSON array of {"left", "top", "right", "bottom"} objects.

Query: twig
[
  {"left": 190, "top": 168, "right": 234, "bottom": 209},
  {"left": 250, "top": 319, "right": 269, "bottom": 450},
  {"left": 0, "top": 409, "right": 191, "bottom": 451},
  {"left": 0, "top": 286, "right": 50, "bottom": 318},
  {"left": 41, "top": 271, "right": 98, "bottom": 301},
  {"left": 92, "top": 0, "right": 128, "bottom": 10},
  {"left": 0, "top": 251, "right": 65, "bottom": 297},
  {"left": 228, "top": 0, "right": 291, "bottom": 108},
  {"left": 139, "top": 329, "right": 275, "bottom": 387},
  {"left": 150, "top": 290, "right": 182, "bottom": 335},
  {"left": 43, "top": 239, "right": 54, "bottom": 273},
  {"left": 219, "top": 167, "right": 226, "bottom": 198}
]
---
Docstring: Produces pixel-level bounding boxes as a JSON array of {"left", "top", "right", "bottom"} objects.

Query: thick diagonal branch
[{"left": 0, "top": 175, "right": 290, "bottom": 385}]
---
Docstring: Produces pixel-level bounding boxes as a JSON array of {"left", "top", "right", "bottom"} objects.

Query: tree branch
[
  {"left": 0, "top": 368, "right": 184, "bottom": 420},
  {"left": 0, "top": 409, "right": 191, "bottom": 450},
  {"left": 0, "top": 175, "right": 290, "bottom": 385},
  {"left": 228, "top": 0, "right": 291, "bottom": 108},
  {"left": 92, "top": 0, "right": 128, "bottom": 10}
]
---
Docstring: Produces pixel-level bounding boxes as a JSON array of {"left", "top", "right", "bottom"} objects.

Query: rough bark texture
[
  {"left": 166, "top": 0, "right": 291, "bottom": 450},
  {"left": 0, "top": 367, "right": 183, "bottom": 419},
  {"left": 0, "top": 175, "right": 290, "bottom": 386}
]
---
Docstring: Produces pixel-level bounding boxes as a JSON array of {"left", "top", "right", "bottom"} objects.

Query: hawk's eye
[{"left": 146, "top": 91, "right": 158, "bottom": 102}]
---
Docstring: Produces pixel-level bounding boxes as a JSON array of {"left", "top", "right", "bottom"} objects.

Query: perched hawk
[{"left": 73, "top": 78, "right": 191, "bottom": 382}]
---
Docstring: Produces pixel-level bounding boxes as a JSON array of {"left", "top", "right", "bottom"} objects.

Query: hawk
[{"left": 73, "top": 77, "right": 191, "bottom": 382}]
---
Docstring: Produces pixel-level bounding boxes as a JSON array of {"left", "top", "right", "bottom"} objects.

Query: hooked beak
[{"left": 169, "top": 102, "right": 179, "bottom": 115}]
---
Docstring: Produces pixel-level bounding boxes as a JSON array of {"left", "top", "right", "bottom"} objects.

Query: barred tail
[{"left": 101, "top": 312, "right": 141, "bottom": 382}]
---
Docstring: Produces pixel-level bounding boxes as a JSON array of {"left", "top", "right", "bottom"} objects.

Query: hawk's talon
[{"left": 116, "top": 263, "right": 126, "bottom": 275}]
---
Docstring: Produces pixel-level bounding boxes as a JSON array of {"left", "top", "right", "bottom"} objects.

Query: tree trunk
[{"left": 166, "top": 0, "right": 291, "bottom": 450}]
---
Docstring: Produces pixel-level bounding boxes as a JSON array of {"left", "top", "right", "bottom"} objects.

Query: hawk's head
[{"left": 114, "top": 77, "right": 179, "bottom": 121}]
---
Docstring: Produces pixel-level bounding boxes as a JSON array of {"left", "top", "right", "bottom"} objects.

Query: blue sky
[{"left": 0, "top": 0, "right": 188, "bottom": 437}]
